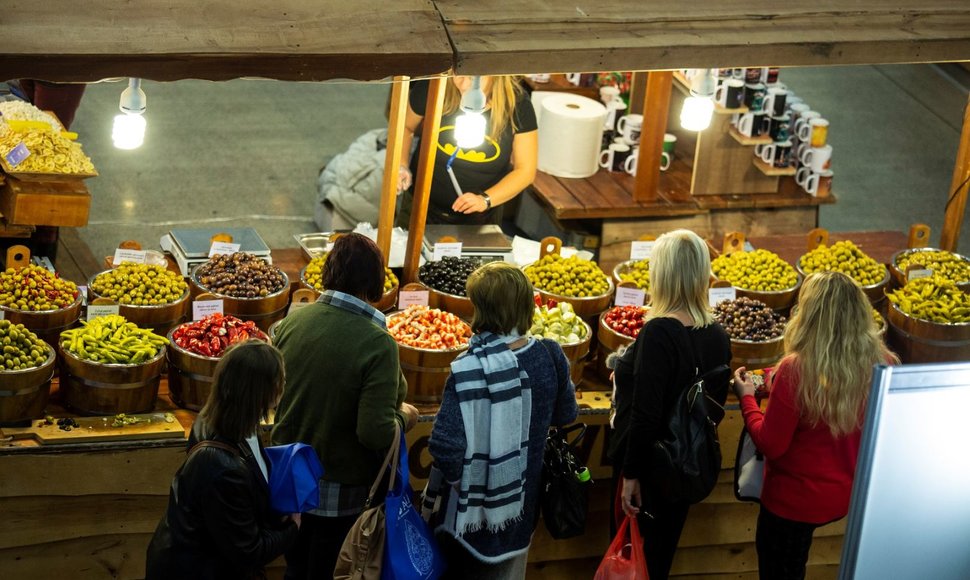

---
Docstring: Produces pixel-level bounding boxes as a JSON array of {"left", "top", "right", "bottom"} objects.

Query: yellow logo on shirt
[{"left": 437, "top": 125, "right": 501, "bottom": 163}]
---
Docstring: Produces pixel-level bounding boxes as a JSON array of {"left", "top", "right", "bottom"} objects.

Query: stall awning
[{"left": 2, "top": 0, "right": 969, "bottom": 82}]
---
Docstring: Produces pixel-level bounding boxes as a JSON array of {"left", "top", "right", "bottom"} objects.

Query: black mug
[
  {"left": 768, "top": 114, "right": 791, "bottom": 142},
  {"left": 743, "top": 83, "right": 767, "bottom": 112}
]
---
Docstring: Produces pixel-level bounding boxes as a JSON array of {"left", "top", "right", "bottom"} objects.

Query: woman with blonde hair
[
  {"left": 396, "top": 75, "right": 538, "bottom": 226},
  {"left": 614, "top": 229, "right": 732, "bottom": 580},
  {"left": 734, "top": 271, "right": 896, "bottom": 579}
]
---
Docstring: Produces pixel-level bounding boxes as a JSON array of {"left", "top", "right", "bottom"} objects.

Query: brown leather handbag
[{"left": 333, "top": 424, "right": 401, "bottom": 580}]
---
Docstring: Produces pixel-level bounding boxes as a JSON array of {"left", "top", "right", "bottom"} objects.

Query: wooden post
[
  {"left": 940, "top": 93, "right": 970, "bottom": 252},
  {"left": 634, "top": 71, "right": 672, "bottom": 202},
  {"left": 377, "top": 76, "right": 410, "bottom": 266},
  {"left": 403, "top": 76, "right": 447, "bottom": 284}
]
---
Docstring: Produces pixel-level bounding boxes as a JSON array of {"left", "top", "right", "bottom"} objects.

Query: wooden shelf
[
  {"left": 753, "top": 157, "right": 797, "bottom": 176},
  {"left": 729, "top": 127, "right": 772, "bottom": 146},
  {"left": 671, "top": 71, "right": 746, "bottom": 115}
]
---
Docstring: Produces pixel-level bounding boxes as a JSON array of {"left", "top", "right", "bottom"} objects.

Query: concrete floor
[{"left": 69, "top": 65, "right": 969, "bottom": 260}]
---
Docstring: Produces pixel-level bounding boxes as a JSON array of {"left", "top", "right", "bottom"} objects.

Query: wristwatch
[{"left": 477, "top": 192, "right": 492, "bottom": 210}]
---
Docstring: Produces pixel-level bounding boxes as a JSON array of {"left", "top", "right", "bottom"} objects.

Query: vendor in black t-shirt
[{"left": 396, "top": 76, "right": 538, "bottom": 226}]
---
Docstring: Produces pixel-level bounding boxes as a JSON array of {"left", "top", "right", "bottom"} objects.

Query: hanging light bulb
[
  {"left": 680, "top": 69, "right": 716, "bottom": 132},
  {"left": 112, "top": 78, "right": 147, "bottom": 150},
  {"left": 454, "top": 76, "right": 487, "bottom": 148}
]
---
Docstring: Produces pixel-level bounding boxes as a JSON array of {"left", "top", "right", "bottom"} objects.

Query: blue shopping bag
[
  {"left": 381, "top": 433, "right": 443, "bottom": 580},
  {"left": 263, "top": 442, "right": 324, "bottom": 514}
]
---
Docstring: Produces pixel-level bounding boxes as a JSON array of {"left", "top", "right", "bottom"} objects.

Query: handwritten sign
[
  {"left": 629, "top": 241, "right": 655, "bottom": 261},
  {"left": 398, "top": 290, "right": 430, "bottom": 309},
  {"left": 209, "top": 241, "right": 241, "bottom": 257},
  {"left": 708, "top": 286, "right": 737, "bottom": 307},
  {"left": 614, "top": 286, "right": 646, "bottom": 307},
  {"left": 907, "top": 268, "right": 933, "bottom": 282},
  {"left": 193, "top": 299, "right": 224, "bottom": 321},
  {"left": 433, "top": 242, "right": 463, "bottom": 261},
  {"left": 87, "top": 304, "right": 120, "bottom": 321},
  {"left": 5, "top": 142, "right": 30, "bottom": 167},
  {"left": 113, "top": 248, "right": 147, "bottom": 266}
]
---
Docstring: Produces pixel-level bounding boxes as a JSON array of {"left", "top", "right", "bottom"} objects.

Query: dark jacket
[{"left": 146, "top": 427, "right": 298, "bottom": 580}]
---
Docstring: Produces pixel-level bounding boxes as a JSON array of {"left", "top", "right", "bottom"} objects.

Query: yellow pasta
[{"left": 0, "top": 124, "right": 95, "bottom": 175}]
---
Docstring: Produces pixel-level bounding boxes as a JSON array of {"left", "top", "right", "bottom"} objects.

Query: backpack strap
[{"left": 187, "top": 439, "right": 242, "bottom": 459}]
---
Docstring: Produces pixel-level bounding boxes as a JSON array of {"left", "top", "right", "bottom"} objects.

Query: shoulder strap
[
  {"left": 187, "top": 439, "right": 242, "bottom": 459},
  {"left": 363, "top": 423, "right": 401, "bottom": 509}
]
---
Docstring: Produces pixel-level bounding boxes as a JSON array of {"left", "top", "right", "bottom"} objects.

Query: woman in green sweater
[{"left": 270, "top": 233, "right": 419, "bottom": 579}]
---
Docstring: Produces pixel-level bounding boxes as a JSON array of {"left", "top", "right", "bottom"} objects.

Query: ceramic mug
[
  {"left": 599, "top": 85, "right": 621, "bottom": 105},
  {"left": 797, "top": 167, "right": 834, "bottom": 196},
  {"left": 809, "top": 118, "right": 830, "bottom": 147},
  {"left": 599, "top": 143, "right": 632, "bottom": 172},
  {"left": 794, "top": 111, "right": 821, "bottom": 140},
  {"left": 799, "top": 144, "right": 833, "bottom": 172},
  {"left": 617, "top": 114, "right": 644, "bottom": 144},
  {"left": 743, "top": 82, "right": 767, "bottom": 112},
  {"left": 736, "top": 111, "right": 767, "bottom": 137},
  {"left": 565, "top": 73, "right": 582, "bottom": 86},
  {"left": 530, "top": 74, "right": 551, "bottom": 83},
  {"left": 623, "top": 151, "right": 671, "bottom": 175},
  {"left": 603, "top": 100, "right": 628, "bottom": 132},
  {"left": 663, "top": 133, "right": 677, "bottom": 155},
  {"left": 715, "top": 79, "right": 745, "bottom": 109},
  {"left": 766, "top": 67, "right": 781, "bottom": 84},
  {"left": 759, "top": 140, "right": 793, "bottom": 168},
  {"left": 763, "top": 87, "right": 788, "bottom": 117},
  {"left": 746, "top": 67, "right": 767, "bottom": 83},
  {"left": 767, "top": 114, "right": 791, "bottom": 142}
]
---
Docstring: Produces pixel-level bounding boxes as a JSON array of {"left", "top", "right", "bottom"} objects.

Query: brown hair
[
  {"left": 199, "top": 340, "right": 285, "bottom": 442},
  {"left": 466, "top": 262, "right": 534, "bottom": 335},
  {"left": 443, "top": 76, "right": 524, "bottom": 142},
  {"left": 323, "top": 233, "right": 385, "bottom": 302}
]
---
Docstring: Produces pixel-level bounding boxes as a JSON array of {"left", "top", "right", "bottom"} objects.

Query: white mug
[
  {"left": 617, "top": 114, "right": 644, "bottom": 143},
  {"left": 796, "top": 167, "right": 833, "bottom": 196},
  {"left": 794, "top": 111, "right": 821, "bottom": 140},
  {"left": 599, "top": 85, "right": 621, "bottom": 105},
  {"left": 759, "top": 140, "right": 793, "bottom": 167},
  {"left": 603, "top": 100, "right": 628, "bottom": 131},
  {"left": 530, "top": 74, "right": 551, "bottom": 83},
  {"left": 565, "top": 73, "right": 582, "bottom": 86},
  {"left": 763, "top": 87, "right": 788, "bottom": 117},
  {"left": 599, "top": 143, "right": 632, "bottom": 172},
  {"left": 799, "top": 144, "right": 833, "bottom": 172},
  {"left": 623, "top": 151, "right": 670, "bottom": 175},
  {"left": 736, "top": 111, "right": 766, "bottom": 138},
  {"left": 788, "top": 102, "right": 811, "bottom": 123},
  {"left": 796, "top": 166, "right": 814, "bottom": 188},
  {"left": 715, "top": 79, "right": 745, "bottom": 108},
  {"left": 794, "top": 141, "right": 812, "bottom": 164}
]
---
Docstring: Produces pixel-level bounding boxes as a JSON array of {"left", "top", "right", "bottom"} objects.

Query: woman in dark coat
[{"left": 146, "top": 340, "right": 299, "bottom": 580}]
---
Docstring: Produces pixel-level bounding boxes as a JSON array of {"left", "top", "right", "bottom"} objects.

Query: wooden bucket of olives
[
  {"left": 612, "top": 259, "right": 650, "bottom": 303},
  {"left": 531, "top": 276, "right": 615, "bottom": 320},
  {"left": 0, "top": 324, "right": 55, "bottom": 423},
  {"left": 299, "top": 261, "right": 401, "bottom": 313},
  {"left": 795, "top": 233, "right": 890, "bottom": 306},
  {"left": 525, "top": 237, "right": 616, "bottom": 320},
  {"left": 889, "top": 248, "right": 970, "bottom": 292},
  {"left": 191, "top": 253, "right": 290, "bottom": 332},
  {"left": 88, "top": 265, "right": 191, "bottom": 337},
  {"left": 417, "top": 256, "right": 480, "bottom": 320},
  {"left": 886, "top": 300, "right": 970, "bottom": 364},
  {"left": 59, "top": 347, "right": 166, "bottom": 415},
  {"left": 1, "top": 295, "right": 83, "bottom": 352},
  {"left": 733, "top": 276, "right": 803, "bottom": 313},
  {"left": 388, "top": 308, "right": 471, "bottom": 404},
  {"left": 558, "top": 321, "right": 593, "bottom": 387}
]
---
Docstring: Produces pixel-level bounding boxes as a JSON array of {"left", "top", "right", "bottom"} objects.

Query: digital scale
[
  {"left": 160, "top": 227, "right": 272, "bottom": 275},
  {"left": 420, "top": 224, "right": 513, "bottom": 265}
]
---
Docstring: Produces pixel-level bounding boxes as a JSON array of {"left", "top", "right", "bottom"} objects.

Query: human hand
[
  {"left": 397, "top": 165, "right": 413, "bottom": 193},
  {"left": 289, "top": 513, "right": 302, "bottom": 529},
  {"left": 452, "top": 192, "right": 488, "bottom": 214},
  {"left": 734, "top": 366, "right": 757, "bottom": 400},
  {"left": 401, "top": 402, "right": 419, "bottom": 432},
  {"left": 620, "top": 477, "right": 641, "bottom": 516}
]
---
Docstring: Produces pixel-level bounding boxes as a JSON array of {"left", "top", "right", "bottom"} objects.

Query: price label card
[
  {"left": 629, "top": 241, "right": 655, "bottom": 261},
  {"left": 398, "top": 290, "right": 429, "bottom": 309},
  {"left": 433, "top": 242, "right": 463, "bottom": 261},
  {"left": 78, "top": 286, "right": 88, "bottom": 306},
  {"left": 907, "top": 268, "right": 933, "bottom": 282},
  {"left": 209, "top": 241, "right": 241, "bottom": 257},
  {"left": 615, "top": 286, "right": 646, "bottom": 307},
  {"left": 709, "top": 286, "right": 737, "bottom": 307},
  {"left": 193, "top": 299, "right": 224, "bottom": 321},
  {"left": 87, "top": 304, "right": 120, "bottom": 321},
  {"left": 5, "top": 142, "right": 30, "bottom": 167},
  {"left": 113, "top": 248, "right": 147, "bottom": 266}
]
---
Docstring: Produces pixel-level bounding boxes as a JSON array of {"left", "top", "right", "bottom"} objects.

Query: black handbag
[{"left": 541, "top": 423, "right": 591, "bottom": 539}]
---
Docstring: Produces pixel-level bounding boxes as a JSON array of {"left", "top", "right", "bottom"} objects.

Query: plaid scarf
[{"left": 316, "top": 289, "right": 386, "bottom": 330}]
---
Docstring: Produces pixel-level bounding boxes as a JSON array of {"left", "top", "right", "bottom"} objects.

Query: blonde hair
[
  {"left": 466, "top": 262, "right": 534, "bottom": 335},
  {"left": 784, "top": 271, "right": 896, "bottom": 437},
  {"left": 648, "top": 229, "right": 714, "bottom": 327},
  {"left": 443, "top": 76, "right": 523, "bottom": 142}
]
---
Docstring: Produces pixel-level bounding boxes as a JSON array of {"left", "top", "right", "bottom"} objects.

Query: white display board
[{"left": 840, "top": 362, "right": 970, "bottom": 580}]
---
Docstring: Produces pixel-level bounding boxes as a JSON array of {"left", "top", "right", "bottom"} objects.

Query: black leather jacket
[{"left": 146, "top": 426, "right": 298, "bottom": 580}]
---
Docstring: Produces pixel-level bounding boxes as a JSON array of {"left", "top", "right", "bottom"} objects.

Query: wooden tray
[{"left": 1, "top": 413, "right": 186, "bottom": 444}]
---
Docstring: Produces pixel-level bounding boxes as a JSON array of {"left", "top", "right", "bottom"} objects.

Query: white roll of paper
[{"left": 537, "top": 94, "right": 607, "bottom": 179}]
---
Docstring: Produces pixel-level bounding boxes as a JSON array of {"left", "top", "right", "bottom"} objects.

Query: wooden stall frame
[
  {"left": 376, "top": 76, "right": 410, "bottom": 266},
  {"left": 634, "top": 71, "right": 672, "bottom": 202}
]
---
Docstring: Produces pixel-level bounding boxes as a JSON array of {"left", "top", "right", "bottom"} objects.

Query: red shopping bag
[{"left": 594, "top": 514, "right": 650, "bottom": 580}]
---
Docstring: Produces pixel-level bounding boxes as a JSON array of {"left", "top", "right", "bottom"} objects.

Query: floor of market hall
[{"left": 68, "top": 64, "right": 970, "bottom": 262}]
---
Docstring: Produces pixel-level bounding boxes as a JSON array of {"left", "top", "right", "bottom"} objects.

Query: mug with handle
[
  {"left": 763, "top": 87, "right": 788, "bottom": 117},
  {"left": 617, "top": 114, "right": 644, "bottom": 144},
  {"left": 599, "top": 143, "right": 632, "bottom": 172},
  {"left": 715, "top": 79, "right": 745, "bottom": 109},
  {"left": 623, "top": 151, "right": 670, "bottom": 175},
  {"left": 796, "top": 166, "right": 814, "bottom": 189},
  {"left": 736, "top": 111, "right": 766, "bottom": 137},
  {"left": 809, "top": 118, "right": 830, "bottom": 147},
  {"left": 795, "top": 111, "right": 821, "bottom": 141},
  {"left": 760, "top": 140, "right": 793, "bottom": 168},
  {"left": 800, "top": 144, "right": 833, "bottom": 172}
]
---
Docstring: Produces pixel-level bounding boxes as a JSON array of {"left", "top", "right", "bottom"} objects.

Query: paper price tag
[
  {"left": 708, "top": 286, "right": 737, "bottom": 307},
  {"left": 907, "top": 268, "right": 933, "bottom": 282},
  {"left": 629, "top": 241, "right": 655, "bottom": 261},
  {"left": 87, "top": 304, "right": 120, "bottom": 321},
  {"left": 113, "top": 249, "right": 147, "bottom": 266},
  {"left": 398, "top": 290, "right": 429, "bottom": 309},
  {"left": 5, "top": 142, "right": 30, "bottom": 167},
  {"left": 78, "top": 286, "right": 88, "bottom": 306},
  {"left": 193, "top": 300, "right": 224, "bottom": 321},
  {"left": 614, "top": 286, "right": 646, "bottom": 307},
  {"left": 209, "top": 241, "right": 241, "bottom": 257},
  {"left": 433, "top": 242, "right": 463, "bottom": 261}
]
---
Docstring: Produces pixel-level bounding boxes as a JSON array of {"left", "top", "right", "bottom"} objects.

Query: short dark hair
[
  {"left": 199, "top": 340, "right": 285, "bottom": 442},
  {"left": 322, "top": 233, "right": 385, "bottom": 303},
  {"left": 466, "top": 262, "right": 534, "bottom": 335}
]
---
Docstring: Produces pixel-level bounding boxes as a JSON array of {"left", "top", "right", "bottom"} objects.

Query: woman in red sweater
[{"left": 734, "top": 271, "right": 896, "bottom": 579}]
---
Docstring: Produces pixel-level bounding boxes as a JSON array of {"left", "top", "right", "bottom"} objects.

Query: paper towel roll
[{"left": 537, "top": 94, "right": 607, "bottom": 179}]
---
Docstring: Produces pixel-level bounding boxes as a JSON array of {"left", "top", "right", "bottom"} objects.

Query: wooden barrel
[
  {"left": 59, "top": 346, "right": 166, "bottom": 415},
  {"left": 165, "top": 327, "right": 219, "bottom": 411},
  {"left": 887, "top": 302, "right": 970, "bottom": 364},
  {"left": 0, "top": 295, "right": 82, "bottom": 351},
  {"left": 727, "top": 275, "right": 802, "bottom": 313},
  {"left": 0, "top": 345, "right": 55, "bottom": 423},
  {"left": 795, "top": 263, "right": 889, "bottom": 306},
  {"left": 88, "top": 273, "right": 190, "bottom": 337},
  {"left": 398, "top": 343, "right": 468, "bottom": 404},
  {"left": 426, "top": 286, "right": 474, "bottom": 320},
  {"left": 534, "top": 278, "right": 616, "bottom": 320},
  {"left": 612, "top": 260, "right": 650, "bottom": 302},
  {"left": 595, "top": 311, "right": 638, "bottom": 381},
  {"left": 557, "top": 320, "right": 593, "bottom": 387},
  {"left": 192, "top": 270, "right": 290, "bottom": 332},
  {"left": 729, "top": 336, "right": 785, "bottom": 372},
  {"left": 298, "top": 267, "right": 400, "bottom": 313},
  {"left": 889, "top": 248, "right": 970, "bottom": 292}
]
